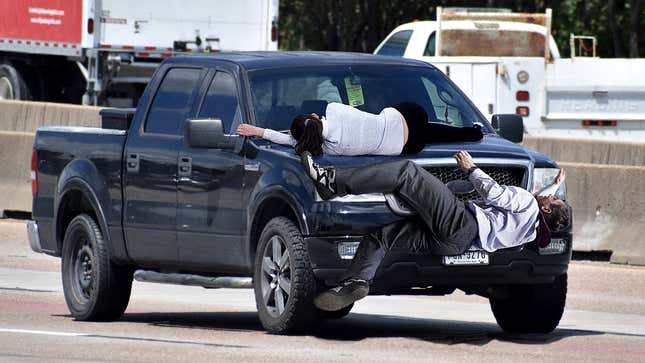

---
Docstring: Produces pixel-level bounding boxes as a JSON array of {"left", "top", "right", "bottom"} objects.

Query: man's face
[{"left": 535, "top": 195, "right": 565, "bottom": 214}]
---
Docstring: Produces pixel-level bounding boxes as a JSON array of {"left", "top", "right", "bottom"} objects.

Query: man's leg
[
  {"left": 335, "top": 159, "right": 477, "bottom": 253},
  {"left": 314, "top": 235, "right": 383, "bottom": 311},
  {"left": 340, "top": 235, "right": 386, "bottom": 282},
  {"left": 315, "top": 218, "right": 434, "bottom": 311}
]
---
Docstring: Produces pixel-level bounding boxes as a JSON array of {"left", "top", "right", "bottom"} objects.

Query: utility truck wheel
[
  {"left": 254, "top": 217, "right": 321, "bottom": 334},
  {"left": 490, "top": 273, "right": 567, "bottom": 334},
  {"left": 62, "top": 214, "right": 133, "bottom": 321},
  {"left": 0, "top": 63, "right": 31, "bottom": 100}
]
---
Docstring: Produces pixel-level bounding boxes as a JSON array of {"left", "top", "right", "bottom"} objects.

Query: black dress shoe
[{"left": 314, "top": 278, "right": 369, "bottom": 311}]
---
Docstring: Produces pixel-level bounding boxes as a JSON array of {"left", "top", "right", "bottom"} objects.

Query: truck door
[
  {"left": 177, "top": 70, "right": 246, "bottom": 270},
  {"left": 471, "top": 63, "right": 498, "bottom": 120},
  {"left": 436, "top": 62, "right": 498, "bottom": 121},
  {"left": 123, "top": 66, "right": 205, "bottom": 264}
]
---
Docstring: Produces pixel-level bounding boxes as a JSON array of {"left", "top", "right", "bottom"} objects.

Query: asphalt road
[{"left": 1, "top": 220, "right": 644, "bottom": 362}]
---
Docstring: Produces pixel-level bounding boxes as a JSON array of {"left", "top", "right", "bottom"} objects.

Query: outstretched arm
[
  {"left": 237, "top": 124, "right": 296, "bottom": 146},
  {"left": 535, "top": 169, "right": 566, "bottom": 196}
]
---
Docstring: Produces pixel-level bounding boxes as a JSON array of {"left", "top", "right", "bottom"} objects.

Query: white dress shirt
[{"left": 467, "top": 168, "right": 541, "bottom": 252}]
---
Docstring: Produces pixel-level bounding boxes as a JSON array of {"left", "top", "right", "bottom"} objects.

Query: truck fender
[
  {"left": 54, "top": 159, "right": 115, "bottom": 258},
  {"left": 245, "top": 176, "right": 312, "bottom": 269}
]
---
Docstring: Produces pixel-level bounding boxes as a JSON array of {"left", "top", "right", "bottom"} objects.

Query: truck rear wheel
[
  {"left": 489, "top": 273, "right": 567, "bottom": 334},
  {"left": 0, "top": 63, "right": 31, "bottom": 100},
  {"left": 253, "top": 217, "right": 321, "bottom": 334},
  {"left": 62, "top": 214, "right": 133, "bottom": 321}
]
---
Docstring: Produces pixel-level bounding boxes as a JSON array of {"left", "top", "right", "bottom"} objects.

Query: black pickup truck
[{"left": 28, "top": 52, "right": 571, "bottom": 334}]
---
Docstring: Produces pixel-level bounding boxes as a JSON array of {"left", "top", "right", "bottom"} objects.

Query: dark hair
[
  {"left": 543, "top": 201, "right": 572, "bottom": 232},
  {"left": 290, "top": 114, "right": 324, "bottom": 156},
  {"left": 393, "top": 102, "right": 428, "bottom": 154}
]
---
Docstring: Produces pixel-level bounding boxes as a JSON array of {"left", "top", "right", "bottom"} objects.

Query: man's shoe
[
  {"left": 314, "top": 278, "right": 369, "bottom": 311},
  {"left": 300, "top": 151, "right": 337, "bottom": 200}
]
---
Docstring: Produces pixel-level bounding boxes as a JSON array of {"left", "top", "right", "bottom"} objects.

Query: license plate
[{"left": 443, "top": 250, "right": 489, "bottom": 265}]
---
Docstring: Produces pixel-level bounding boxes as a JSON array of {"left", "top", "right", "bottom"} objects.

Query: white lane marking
[
  {"left": 0, "top": 328, "right": 87, "bottom": 337},
  {"left": 0, "top": 327, "right": 250, "bottom": 349}
]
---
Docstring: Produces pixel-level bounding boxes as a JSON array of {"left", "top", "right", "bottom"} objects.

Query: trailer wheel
[
  {"left": 490, "top": 273, "right": 567, "bottom": 334},
  {"left": 254, "top": 217, "right": 322, "bottom": 334},
  {"left": 0, "top": 63, "right": 32, "bottom": 100},
  {"left": 62, "top": 214, "right": 133, "bottom": 321}
]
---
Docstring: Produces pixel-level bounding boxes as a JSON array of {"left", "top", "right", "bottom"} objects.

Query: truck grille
[{"left": 425, "top": 166, "right": 526, "bottom": 202}]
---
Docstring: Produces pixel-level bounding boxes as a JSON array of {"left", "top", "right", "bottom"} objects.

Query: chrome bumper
[{"left": 27, "top": 221, "right": 42, "bottom": 253}]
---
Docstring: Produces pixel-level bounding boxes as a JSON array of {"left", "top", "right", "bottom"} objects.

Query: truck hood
[{"left": 309, "top": 134, "right": 557, "bottom": 168}]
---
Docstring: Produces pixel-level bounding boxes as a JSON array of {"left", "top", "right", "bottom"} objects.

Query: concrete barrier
[
  {"left": 0, "top": 99, "right": 643, "bottom": 263},
  {"left": 559, "top": 162, "right": 645, "bottom": 265},
  {"left": 523, "top": 136, "right": 645, "bottom": 166},
  {"left": 0, "top": 99, "right": 101, "bottom": 133},
  {"left": 0, "top": 131, "right": 35, "bottom": 215}
]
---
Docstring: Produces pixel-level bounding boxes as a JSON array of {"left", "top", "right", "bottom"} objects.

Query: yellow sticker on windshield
[{"left": 344, "top": 76, "right": 365, "bottom": 107}]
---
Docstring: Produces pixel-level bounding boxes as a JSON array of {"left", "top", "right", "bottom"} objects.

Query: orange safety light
[{"left": 516, "top": 106, "right": 529, "bottom": 117}]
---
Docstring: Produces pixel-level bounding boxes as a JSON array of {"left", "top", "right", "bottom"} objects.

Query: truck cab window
[
  {"left": 198, "top": 72, "right": 241, "bottom": 133},
  {"left": 423, "top": 32, "right": 436, "bottom": 57},
  {"left": 376, "top": 30, "right": 413, "bottom": 57},
  {"left": 145, "top": 68, "right": 203, "bottom": 135},
  {"left": 422, "top": 77, "right": 464, "bottom": 125}
]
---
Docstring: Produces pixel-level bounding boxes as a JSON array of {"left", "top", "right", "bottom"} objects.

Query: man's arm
[
  {"left": 237, "top": 124, "right": 297, "bottom": 146},
  {"left": 454, "top": 150, "right": 535, "bottom": 212},
  {"left": 535, "top": 169, "right": 566, "bottom": 196}
]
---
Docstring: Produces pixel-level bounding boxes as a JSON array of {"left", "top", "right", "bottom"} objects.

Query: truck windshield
[
  {"left": 440, "top": 30, "right": 546, "bottom": 57},
  {"left": 248, "top": 65, "right": 491, "bottom": 133}
]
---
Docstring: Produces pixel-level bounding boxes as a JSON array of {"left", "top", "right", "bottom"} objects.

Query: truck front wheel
[
  {"left": 489, "top": 273, "right": 567, "bottom": 334},
  {"left": 253, "top": 217, "right": 322, "bottom": 334},
  {"left": 62, "top": 214, "right": 133, "bottom": 321}
]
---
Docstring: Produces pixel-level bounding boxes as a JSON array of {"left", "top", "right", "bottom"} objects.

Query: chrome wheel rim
[
  {"left": 260, "top": 235, "right": 291, "bottom": 317},
  {"left": 72, "top": 238, "right": 95, "bottom": 302},
  {"left": 0, "top": 77, "right": 14, "bottom": 100}
]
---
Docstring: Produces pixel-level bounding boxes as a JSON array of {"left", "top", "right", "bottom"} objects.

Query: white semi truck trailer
[
  {"left": 375, "top": 7, "right": 645, "bottom": 141},
  {"left": 0, "top": 0, "right": 279, "bottom": 106}
]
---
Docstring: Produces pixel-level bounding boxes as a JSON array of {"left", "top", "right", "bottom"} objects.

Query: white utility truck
[
  {"left": 375, "top": 7, "right": 645, "bottom": 141},
  {"left": 0, "top": 0, "right": 279, "bottom": 106}
]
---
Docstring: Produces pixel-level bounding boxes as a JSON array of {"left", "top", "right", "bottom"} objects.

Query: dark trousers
[
  {"left": 336, "top": 160, "right": 478, "bottom": 281},
  {"left": 402, "top": 122, "right": 483, "bottom": 154}
]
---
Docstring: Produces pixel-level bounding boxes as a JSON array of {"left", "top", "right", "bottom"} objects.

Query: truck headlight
[{"left": 532, "top": 168, "right": 567, "bottom": 200}]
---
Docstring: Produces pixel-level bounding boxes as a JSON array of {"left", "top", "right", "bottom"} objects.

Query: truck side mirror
[
  {"left": 491, "top": 114, "right": 524, "bottom": 143},
  {"left": 184, "top": 119, "right": 238, "bottom": 150}
]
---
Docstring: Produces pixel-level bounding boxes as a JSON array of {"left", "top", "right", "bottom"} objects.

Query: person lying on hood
[{"left": 237, "top": 102, "right": 483, "bottom": 156}]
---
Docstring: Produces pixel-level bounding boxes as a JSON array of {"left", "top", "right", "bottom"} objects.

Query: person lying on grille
[{"left": 300, "top": 150, "right": 571, "bottom": 311}]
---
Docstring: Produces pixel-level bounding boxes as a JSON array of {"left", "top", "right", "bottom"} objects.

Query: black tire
[
  {"left": 61, "top": 214, "right": 133, "bottom": 321},
  {"left": 322, "top": 303, "right": 354, "bottom": 319},
  {"left": 0, "top": 63, "right": 32, "bottom": 100},
  {"left": 490, "top": 273, "right": 567, "bottom": 334},
  {"left": 253, "top": 217, "right": 322, "bottom": 334}
]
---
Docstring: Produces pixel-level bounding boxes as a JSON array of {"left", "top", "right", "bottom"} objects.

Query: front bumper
[
  {"left": 305, "top": 233, "right": 572, "bottom": 293},
  {"left": 27, "top": 221, "right": 42, "bottom": 253}
]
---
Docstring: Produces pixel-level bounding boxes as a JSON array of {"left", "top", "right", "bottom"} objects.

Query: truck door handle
[
  {"left": 126, "top": 153, "right": 139, "bottom": 172},
  {"left": 178, "top": 156, "right": 192, "bottom": 176}
]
